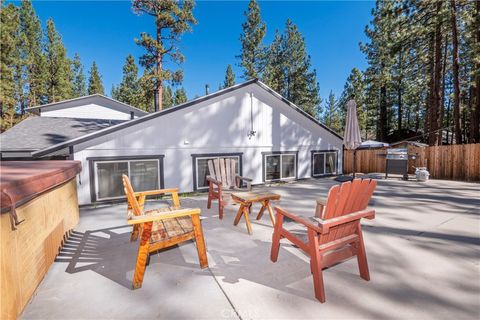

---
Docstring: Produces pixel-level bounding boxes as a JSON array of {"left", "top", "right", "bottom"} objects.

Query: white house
[
  {"left": 0, "top": 94, "right": 148, "bottom": 159},
  {"left": 25, "top": 94, "right": 148, "bottom": 120},
  {"left": 3, "top": 80, "right": 343, "bottom": 205}
]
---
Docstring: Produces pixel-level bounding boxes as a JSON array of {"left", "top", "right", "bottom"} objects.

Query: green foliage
[
  {"left": 223, "top": 64, "right": 235, "bottom": 88},
  {"left": 88, "top": 61, "right": 104, "bottom": 95},
  {"left": 338, "top": 68, "right": 368, "bottom": 138},
  {"left": 174, "top": 87, "right": 188, "bottom": 105},
  {"left": 71, "top": 53, "right": 86, "bottom": 97},
  {"left": 162, "top": 85, "right": 173, "bottom": 108},
  {"left": 18, "top": 0, "right": 45, "bottom": 108},
  {"left": 133, "top": 0, "right": 196, "bottom": 110},
  {"left": 0, "top": 2, "right": 22, "bottom": 130},
  {"left": 358, "top": 0, "right": 479, "bottom": 144},
  {"left": 238, "top": 0, "right": 266, "bottom": 79},
  {"left": 262, "top": 20, "right": 321, "bottom": 117},
  {"left": 322, "top": 91, "right": 343, "bottom": 134},
  {"left": 44, "top": 18, "right": 72, "bottom": 103},
  {"left": 112, "top": 55, "right": 140, "bottom": 105}
]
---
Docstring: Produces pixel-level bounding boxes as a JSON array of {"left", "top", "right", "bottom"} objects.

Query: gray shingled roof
[{"left": 0, "top": 116, "right": 125, "bottom": 152}]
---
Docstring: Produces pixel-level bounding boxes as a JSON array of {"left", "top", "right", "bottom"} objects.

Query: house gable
[
  {"left": 32, "top": 80, "right": 341, "bottom": 158},
  {"left": 26, "top": 94, "right": 148, "bottom": 120}
]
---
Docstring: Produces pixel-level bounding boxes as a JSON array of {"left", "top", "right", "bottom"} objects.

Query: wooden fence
[{"left": 344, "top": 143, "right": 480, "bottom": 182}]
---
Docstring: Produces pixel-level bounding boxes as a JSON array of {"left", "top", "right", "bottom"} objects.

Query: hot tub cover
[{"left": 0, "top": 161, "right": 81, "bottom": 214}]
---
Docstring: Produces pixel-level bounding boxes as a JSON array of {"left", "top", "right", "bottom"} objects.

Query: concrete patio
[{"left": 21, "top": 177, "right": 479, "bottom": 319}]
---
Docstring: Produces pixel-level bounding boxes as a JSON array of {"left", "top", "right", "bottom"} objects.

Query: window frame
[
  {"left": 87, "top": 155, "right": 164, "bottom": 203},
  {"left": 191, "top": 153, "right": 243, "bottom": 191},
  {"left": 310, "top": 150, "right": 339, "bottom": 177},
  {"left": 262, "top": 151, "right": 298, "bottom": 182}
]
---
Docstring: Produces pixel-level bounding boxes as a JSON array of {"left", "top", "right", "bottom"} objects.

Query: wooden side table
[{"left": 231, "top": 191, "right": 281, "bottom": 234}]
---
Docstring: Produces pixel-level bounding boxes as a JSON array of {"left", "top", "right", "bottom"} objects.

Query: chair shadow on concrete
[{"left": 55, "top": 226, "right": 137, "bottom": 289}]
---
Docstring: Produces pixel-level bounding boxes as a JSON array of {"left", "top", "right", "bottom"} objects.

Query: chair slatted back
[
  {"left": 122, "top": 174, "right": 142, "bottom": 217},
  {"left": 208, "top": 158, "right": 237, "bottom": 189},
  {"left": 320, "top": 179, "right": 376, "bottom": 244}
]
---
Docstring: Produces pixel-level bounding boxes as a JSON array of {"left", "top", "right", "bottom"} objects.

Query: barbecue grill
[{"left": 385, "top": 148, "right": 410, "bottom": 180}]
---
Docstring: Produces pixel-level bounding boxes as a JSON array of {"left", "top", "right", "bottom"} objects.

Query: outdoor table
[{"left": 231, "top": 191, "right": 281, "bottom": 234}]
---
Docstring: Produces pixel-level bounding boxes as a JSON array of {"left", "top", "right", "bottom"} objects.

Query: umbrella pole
[{"left": 353, "top": 149, "right": 356, "bottom": 178}]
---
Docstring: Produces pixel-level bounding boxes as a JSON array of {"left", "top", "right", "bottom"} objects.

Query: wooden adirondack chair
[
  {"left": 271, "top": 178, "right": 377, "bottom": 303},
  {"left": 206, "top": 158, "right": 252, "bottom": 219},
  {"left": 122, "top": 175, "right": 208, "bottom": 289}
]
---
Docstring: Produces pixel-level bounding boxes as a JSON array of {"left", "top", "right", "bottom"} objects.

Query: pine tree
[
  {"left": 174, "top": 87, "right": 187, "bottom": 105},
  {"left": 282, "top": 20, "right": 320, "bottom": 116},
  {"left": 263, "top": 30, "right": 284, "bottom": 93},
  {"left": 18, "top": 0, "right": 45, "bottom": 108},
  {"left": 0, "top": 2, "right": 22, "bottom": 131},
  {"left": 114, "top": 55, "right": 140, "bottom": 105},
  {"left": 223, "top": 64, "right": 235, "bottom": 88},
  {"left": 71, "top": 53, "right": 86, "bottom": 97},
  {"left": 44, "top": 18, "right": 72, "bottom": 103},
  {"left": 88, "top": 61, "right": 104, "bottom": 95},
  {"left": 238, "top": 0, "right": 266, "bottom": 79},
  {"left": 323, "top": 91, "right": 343, "bottom": 134},
  {"left": 137, "top": 71, "right": 155, "bottom": 112},
  {"left": 162, "top": 85, "right": 173, "bottom": 108},
  {"left": 132, "top": 0, "right": 196, "bottom": 111},
  {"left": 339, "top": 68, "right": 367, "bottom": 138}
]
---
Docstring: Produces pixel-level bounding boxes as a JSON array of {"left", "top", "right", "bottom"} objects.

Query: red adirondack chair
[{"left": 270, "top": 178, "right": 377, "bottom": 303}]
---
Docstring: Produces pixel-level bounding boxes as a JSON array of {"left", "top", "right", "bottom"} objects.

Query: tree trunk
[
  {"left": 438, "top": 33, "right": 448, "bottom": 145},
  {"left": 430, "top": 1, "right": 443, "bottom": 146},
  {"left": 378, "top": 84, "right": 388, "bottom": 142},
  {"left": 451, "top": 0, "right": 462, "bottom": 144},
  {"left": 397, "top": 50, "right": 403, "bottom": 132},
  {"left": 426, "top": 32, "right": 435, "bottom": 141},
  {"left": 155, "top": 24, "right": 163, "bottom": 112},
  {"left": 473, "top": 0, "right": 480, "bottom": 142}
]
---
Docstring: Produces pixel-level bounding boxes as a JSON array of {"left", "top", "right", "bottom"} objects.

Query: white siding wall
[
  {"left": 42, "top": 104, "right": 134, "bottom": 120},
  {"left": 73, "top": 84, "right": 342, "bottom": 205}
]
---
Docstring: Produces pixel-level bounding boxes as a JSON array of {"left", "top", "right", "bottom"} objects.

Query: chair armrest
[
  {"left": 134, "top": 188, "right": 179, "bottom": 197},
  {"left": 316, "top": 209, "right": 375, "bottom": 233},
  {"left": 235, "top": 175, "right": 253, "bottom": 190},
  {"left": 236, "top": 175, "right": 252, "bottom": 182},
  {"left": 127, "top": 208, "right": 201, "bottom": 225},
  {"left": 316, "top": 197, "right": 327, "bottom": 206},
  {"left": 275, "top": 206, "right": 323, "bottom": 233},
  {"left": 207, "top": 176, "right": 222, "bottom": 187}
]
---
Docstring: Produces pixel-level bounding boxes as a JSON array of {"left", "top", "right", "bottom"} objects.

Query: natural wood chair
[
  {"left": 271, "top": 178, "right": 377, "bottom": 303},
  {"left": 122, "top": 175, "right": 208, "bottom": 289},
  {"left": 206, "top": 158, "right": 252, "bottom": 219}
]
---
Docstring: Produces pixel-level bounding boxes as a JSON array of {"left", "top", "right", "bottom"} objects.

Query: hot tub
[{"left": 1, "top": 161, "right": 81, "bottom": 319}]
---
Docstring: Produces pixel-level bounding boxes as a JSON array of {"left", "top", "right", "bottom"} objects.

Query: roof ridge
[{"left": 31, "top": 79, "right": 341, "bottom": 158}]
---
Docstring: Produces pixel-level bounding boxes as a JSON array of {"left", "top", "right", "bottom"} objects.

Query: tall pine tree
[
  {"left": 18, "top": 0, "right": 45, "bottom": 108},
  {"left": 88, "top": 61, "right": 104, "bottom": 95},
  {"left": 44, "top": 18, "right": 72, "bottom": 103},
  {"left": 263, "top": 19, "right": 320, "bottom": 117},
  {"left": 223, "top": 64, "right": 235, "bottom": 88},
  {"left": 174, "top": 87, "right": 187, "bottom": 105},
  {"left": 113, "top": 55, "right": 140, "bottom": 105},
  {"left": 71, "top": 53, "right": 86, "bottom": 97},
  {"left": 133, "top": 0, "right": 196, "bottom": 111},
  {"left": 0, "top": 2, "right": 22, "bottom": 130},
  {"left": 238, "top": 0, "right": 266, "bottom": 79},
  {"left": 339, "top": 68, "right": 367, "bottom": 138}
]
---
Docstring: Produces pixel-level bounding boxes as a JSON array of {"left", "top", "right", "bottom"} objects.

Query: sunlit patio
[{"left": 21, "top": 177, "right": 479, "bottom": 319}]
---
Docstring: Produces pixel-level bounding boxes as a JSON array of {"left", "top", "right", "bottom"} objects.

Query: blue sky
[{"left": 30, "top": 0, "right": 375, "bottom": 101}]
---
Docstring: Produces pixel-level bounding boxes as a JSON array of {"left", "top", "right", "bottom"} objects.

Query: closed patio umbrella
[{"left": 343, "top": 96, "right": 362, "bottom": 178}]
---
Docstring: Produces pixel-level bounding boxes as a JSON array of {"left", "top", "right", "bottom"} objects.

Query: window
[
  {"left": 263, "top": 152, "right": 297, "bottom": 182},
  {"left": 89, "top": 156, "right": 164, "bottom": 202},
  {"left": 192, "top": 153, "right": 242, "bottom": 190},
  {"left": 311, "top": 151, "right": 338, "bottom": 177}
]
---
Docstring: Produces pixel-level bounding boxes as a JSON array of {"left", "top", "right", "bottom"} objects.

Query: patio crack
[{"left": 208, "top": 267, "right": 243, "bottom": 320}]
